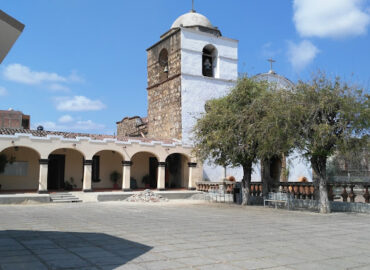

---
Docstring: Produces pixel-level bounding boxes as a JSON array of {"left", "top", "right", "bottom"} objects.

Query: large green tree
[
  {"left": 294, "top": 73, "right": 369, "bottom": 213},
  {"left": 193, "top": 77, "right": 271, "bottom": 204}
]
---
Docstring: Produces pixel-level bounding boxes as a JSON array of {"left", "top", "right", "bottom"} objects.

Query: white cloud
[
  {"left": 293, "top": 0, "right": 370, "bottom": 38},
  {"left": 287, "top": 40, "right": 320, "bottom": 71},
  {"left": 58, "top": 115, "right": 74, "bottom": 123},
  {"left": 3, "top": 63, "right": 67, "bottom": 85},
  {"left": 0, "top": 86, "right": 7, "bottom": 96},
  {"left": 34, "top": 119, "right": 105, "bottom": 132},
  {"left": 55, "top": 96, "right": 106, "bottom": 111},
  {"left": 3, "top": 64, "right": 84, "bottom": 92}
]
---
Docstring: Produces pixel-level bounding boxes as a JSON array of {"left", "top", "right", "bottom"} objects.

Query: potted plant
[
  {"left": 110, "top": 171, "right": 121, "bottom": 189},
  {"left": 142, "top": 174, "right": 151, "bottom": 189}
]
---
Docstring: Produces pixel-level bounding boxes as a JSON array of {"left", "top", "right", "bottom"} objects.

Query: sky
[{"left": 1, "top": 0, "right": 369, "bottom": 135}]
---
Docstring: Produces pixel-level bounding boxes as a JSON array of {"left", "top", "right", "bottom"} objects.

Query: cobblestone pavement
[{"left": 0, "top": 201, "right": 370, "bottom": 270}]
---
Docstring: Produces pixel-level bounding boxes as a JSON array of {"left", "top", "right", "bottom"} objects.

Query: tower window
[
  {"left": 159, "top": 48, "right": 169, "bottom": 81},
  {"left": 202, "top": 45, "right": 217, "bottom": 77}
]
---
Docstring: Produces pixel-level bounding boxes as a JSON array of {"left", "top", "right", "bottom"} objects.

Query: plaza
[{"left": 0, "top": 201, "right": 370, "bottom": 270}]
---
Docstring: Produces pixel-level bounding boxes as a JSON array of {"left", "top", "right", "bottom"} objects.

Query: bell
[{"left": 163, "top": 66, "right": 168, "bottom": 73}]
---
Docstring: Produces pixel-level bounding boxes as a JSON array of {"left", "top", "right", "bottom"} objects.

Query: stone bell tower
[{"left": 147, "top": 9, "right": 238, "bottom": 146}]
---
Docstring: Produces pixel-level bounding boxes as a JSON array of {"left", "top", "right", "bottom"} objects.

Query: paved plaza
[{"left": 0, "top": 201, "right": 370, "bottom": 270}]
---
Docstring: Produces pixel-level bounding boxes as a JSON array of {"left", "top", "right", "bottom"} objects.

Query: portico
[{"left": 0, "top": 129, "right": 202, "bottom": 194}]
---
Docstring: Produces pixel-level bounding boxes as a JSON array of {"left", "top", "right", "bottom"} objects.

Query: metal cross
[
  {"left": 192, "top": 0, "right": 195, "bottom": 12},
  {"left": 267, "top": 58, "right": 276, "bottom": 71}
]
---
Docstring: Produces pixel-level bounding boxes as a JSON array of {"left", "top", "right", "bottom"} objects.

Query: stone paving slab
[{"left": 0, "top": 201, "right": 369, "bottom": 269}]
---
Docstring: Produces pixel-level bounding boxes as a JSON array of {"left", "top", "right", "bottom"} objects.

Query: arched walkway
[
  {"left": 91, "top": 150, "right": 124, "bottom": 190},
  {"left": 0, "top": 146, "right": 40, "bottom": 191},
  {"left": 47, "top": 148, "right": 84, "bottom": 191},
  {"left": 131, "top": 152, "right": 158, "bottom": 189},
  {"left": 165, "top": 153, "right": 189, "bottom": 189}
]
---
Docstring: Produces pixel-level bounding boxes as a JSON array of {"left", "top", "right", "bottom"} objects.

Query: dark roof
[{"left": 0, "top": 128, "right": 176, "bottom": 144}]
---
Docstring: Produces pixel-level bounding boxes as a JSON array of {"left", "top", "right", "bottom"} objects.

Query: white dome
[{"left": 171, "top": 11, "right": 213, "bottom": 29}]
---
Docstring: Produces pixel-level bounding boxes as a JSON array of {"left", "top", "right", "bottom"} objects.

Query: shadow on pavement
[{"left": 0, "top": 230, "right": 152, "bottom": 269}]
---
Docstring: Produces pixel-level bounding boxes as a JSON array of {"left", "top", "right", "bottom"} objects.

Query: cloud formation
[
  {"left": 3, "top": 63, "right": 83, "bottom": 91},
  {"left": 58, "top": 115, "right": 74, "bottom": 123},
  {"left": 35, "top": 119, "right": 105, "bottom": 132},
  {"left": 287, "top": 40, "right": 320, "bottom": 71},
  {"left": 55, "top": 96, "right": 106, "bottom": 111},
  {"left": 293, "top": 0, "right": 370, "bottom": 38},
  {"left": 0, "top": 86, "right": 7, "bottom": 96}
]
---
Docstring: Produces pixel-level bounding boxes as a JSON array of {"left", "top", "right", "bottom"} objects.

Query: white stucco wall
[{"left": 179, "top": 28, "right": 238, "bottom": 181}]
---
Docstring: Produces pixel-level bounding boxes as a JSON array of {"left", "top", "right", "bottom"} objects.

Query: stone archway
[
  {"left": 0, "top": 146, "right": 40, "bottom": 192},
  {"left": 91, "top": 150, "right": 124, "bottom": 190},
  {"left": 131, "top": 152, "right": 158, "bottom": 189},
  {"left": 47, "top": 148, "right": 84, "bottom": 191},
  {"left": 165, "top": 153, "right": 189, "bottom": 189}
]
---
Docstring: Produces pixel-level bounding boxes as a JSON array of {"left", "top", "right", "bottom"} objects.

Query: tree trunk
[
  {"left": 241, "top": 162, "right": 253, "bottom": 205},
  {"left": 311, "top": 156, "right": 330, "bottom": 213}
]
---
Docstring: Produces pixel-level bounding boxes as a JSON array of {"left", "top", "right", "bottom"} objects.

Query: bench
[{"left": 264, "top": 192, "right": 290, "bottom": 209}]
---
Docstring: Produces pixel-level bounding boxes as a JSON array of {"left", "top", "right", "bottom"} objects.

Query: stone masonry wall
[
  {"left": 147, "top": 30, "right": 182, "bottom": 140},
  {"left": 116, "top": 116, "right": 148, "bottom": 137}
]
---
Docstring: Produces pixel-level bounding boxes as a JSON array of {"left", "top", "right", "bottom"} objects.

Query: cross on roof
[
  {"left": 267, "top": 58, "right": 276, "bottom": 71},
  {"left": 191, "top": 0, "right": 196, "bottom": 12}
]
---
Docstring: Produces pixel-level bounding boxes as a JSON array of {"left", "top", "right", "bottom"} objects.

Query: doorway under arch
[
  {"left": 131, "top": 152, "right": 158, "bottom": 189},
  {"left": 165, "top": 153, "right": 189, "bottom": 189},
  {"left": 47, "top": 148, "right": 84, "bottom": 191}
]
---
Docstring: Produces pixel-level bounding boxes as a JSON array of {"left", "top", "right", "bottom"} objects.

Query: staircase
[{"left": 50, "top": 192, "right": 82, "bottom": 203}]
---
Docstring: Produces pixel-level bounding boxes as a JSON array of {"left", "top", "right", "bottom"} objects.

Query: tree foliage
[
  {"left": 294, "top": 72, "right": 369, "bottom": 213},
  {"left": 193, "top": 77, "right": 273, "bottom": 204}
]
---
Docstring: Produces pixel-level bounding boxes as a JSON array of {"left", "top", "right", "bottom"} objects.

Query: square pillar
[
  {"left": 83, "top": 160, "right": 92, "bottom": 192},
  {"left": 157, "top": 162, "right": 166, "bottom": 191},
  {"left": 122, "top": 161, "right": 132, "bottom": 191},
  {"left": 38, "top": 159, "right": 49, "bottom": 194},
  {"left": 188, "top": 162, "right": 197, "bottom": 190}
]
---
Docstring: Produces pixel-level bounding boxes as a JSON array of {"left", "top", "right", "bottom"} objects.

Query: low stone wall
[
  {"left": 0, "top": 194, "right": 50, "bottom": 204},
  {"left": 286, "top": 198, "right": 370, "bottom": 213}
]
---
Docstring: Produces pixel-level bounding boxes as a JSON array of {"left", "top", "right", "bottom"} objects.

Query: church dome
[{"left": 171, "top": 11, "right": 213, "bottom": 29}]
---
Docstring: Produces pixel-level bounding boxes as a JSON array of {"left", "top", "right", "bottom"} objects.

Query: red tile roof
[{"left": 0, "top": 128, "right": 177, "bottom": 144}]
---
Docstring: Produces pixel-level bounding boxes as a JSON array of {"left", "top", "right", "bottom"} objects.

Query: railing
[
  {"left": 196, "top": 181, "right": 236, "bottom": 194},
  {"left": 198, "top": 181, "right": 370, "bottom": 204}
]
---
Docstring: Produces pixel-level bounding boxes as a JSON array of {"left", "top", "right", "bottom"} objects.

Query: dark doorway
[
  {"left": 149, "top": 157, "right": 158, "bottom": 189},
  {"left": 165, "top": 153, "right": 183, "bottom": 188},
  {"left": 48, "top": 154, "right": 65, "bottom": 190}
]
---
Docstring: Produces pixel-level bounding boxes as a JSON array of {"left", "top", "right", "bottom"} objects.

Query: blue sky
[{"left": 1, "top": 0, "right": 369, "bottom": 134}]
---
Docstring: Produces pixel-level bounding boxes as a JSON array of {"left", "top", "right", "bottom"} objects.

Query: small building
[{"left": 0, "top": 109, "right": 30, "bottom": 129}]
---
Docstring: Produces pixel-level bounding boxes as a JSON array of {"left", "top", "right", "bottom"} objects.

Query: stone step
[{"left": 50, "top": 192, "right": 82, "bottom": 203}]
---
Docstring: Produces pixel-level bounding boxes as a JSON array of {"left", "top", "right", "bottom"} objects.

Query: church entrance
[{"left": 47, "top": 154, "right": 65, "bottom": 190}]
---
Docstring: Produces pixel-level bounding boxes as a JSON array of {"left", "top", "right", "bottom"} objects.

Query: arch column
[
  {"left": 83, "top": 160, "right": 92, "bottom": 192},
  {"left": 122, "top": 161, "right": 132, "bottom": 191},
  {"left": 188, "top": 162, "right": 197, "bottom": 190},
  {"left": 157, "top": 162, "right": 166, "bottom": 191},
  {"left": 38, "top": 159, "right": 49, "bottom": 194}
]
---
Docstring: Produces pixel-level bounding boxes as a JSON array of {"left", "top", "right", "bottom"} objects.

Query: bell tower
[{"left": 146, "top": 9, "right": 238, "bottom": 143}]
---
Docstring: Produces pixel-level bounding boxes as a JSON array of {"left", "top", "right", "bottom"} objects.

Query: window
[
  {"left": 202, "top": 45, "right": 217, "bottom": 78},
  {"left": 92, "top": 156, "right": 100, "bottom": 182},
  {"left": 158, "top": 48, "right": 169, "bottom": 81},
  {"left": 2, "top": 161, "right": 28, "bottom": 176}
]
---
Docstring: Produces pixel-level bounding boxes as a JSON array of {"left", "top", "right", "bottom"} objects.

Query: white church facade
[{"left": 0, "top": 8, "right": 312, "bottom": 194}]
